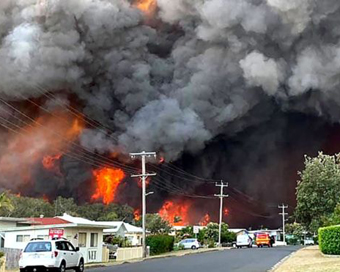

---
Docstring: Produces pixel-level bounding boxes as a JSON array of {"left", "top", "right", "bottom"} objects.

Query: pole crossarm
[{"left": 131, "top": 173, "right": 157, "bottom": 178}]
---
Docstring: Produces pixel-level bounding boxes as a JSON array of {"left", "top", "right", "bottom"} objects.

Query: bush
[
  {"left": 286, "top": 237, "right": 300, "bottom": 245},
  {"left": 208, "top": 240, "right": 215, "bottom": 248},
  {"left": 0, "top": 252, "right": 4, "bottom": 258},
  {"left": 319, "top": 225, "right": 340, "bottom": 255},
  {"left": 146, "top": 235, "right": 174, "bottom": 255}
]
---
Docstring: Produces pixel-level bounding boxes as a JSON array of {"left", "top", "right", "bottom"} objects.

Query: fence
[
  {"left": 116, "top": 247, "right": 142, "bottom": 262},
  {"left": 2, "top": 248, "right": 21, "bottom": 269}
]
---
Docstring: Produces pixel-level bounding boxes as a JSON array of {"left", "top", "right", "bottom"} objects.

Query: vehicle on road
[
  {"left": 236, "top": 234, "right": 252, "bottom": 248},
  {"left": 303, "top": 238, "right": 315, "bottom": 245},
  {"left": 178, "top": 238, "right": 201, "bottom": 249},
  {"left": 256, "top": 233, "right": 271, "bottom": 247},
  {"left": 19, "top": 238, "right": 84, "bottom": 272}
]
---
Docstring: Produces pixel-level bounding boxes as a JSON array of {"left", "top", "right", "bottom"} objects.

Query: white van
[{"left": 236, "top": 234, "right": 252, "bottom": 248}]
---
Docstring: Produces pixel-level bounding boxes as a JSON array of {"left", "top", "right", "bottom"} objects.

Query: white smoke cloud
[{"left": 240, "top": 51, "right": 285, "bottom": 96}]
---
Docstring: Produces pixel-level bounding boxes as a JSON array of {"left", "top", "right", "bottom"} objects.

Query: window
[
  {"left": 56, "top": 241, "right": 68, "bottom": 251},
  {"left": 16, "top": 235, "right": 30, "bottom": 242},
  {"left": 24, "top": 242, "right": 51, "bottom": 252},
  {"left": 79, "top": 233, "right": 87, "bottom": 247},
  {"left": 67, "top": 242, "right": 76, "bottom": 251},
  {"left": 90, "top": 233, "right": 98, "bottom": 247}
]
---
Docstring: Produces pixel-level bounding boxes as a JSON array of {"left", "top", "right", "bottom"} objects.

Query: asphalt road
[{"left": 88, "top": 246, "right": 300, "bottom": 272}]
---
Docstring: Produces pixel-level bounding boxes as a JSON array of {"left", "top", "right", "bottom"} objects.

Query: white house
[
  {"left": 4, "top": 214, "right": 109, "bottom": 263},
  {"left": 101, "top": 222, "right": 143, "bottom": 246},
  {"left": 0, "top": 217, "right": 32, "bottom": 248},
  {"left": 100, "top": 222, "right": 127, "bottom": 238},
  {"left": 124, "top": 223, "right": 143, "bottom": 246}
]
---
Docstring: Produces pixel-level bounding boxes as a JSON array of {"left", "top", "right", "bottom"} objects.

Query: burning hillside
[{"left": 1, "top": 0, "right": 340, "bottom": 227}]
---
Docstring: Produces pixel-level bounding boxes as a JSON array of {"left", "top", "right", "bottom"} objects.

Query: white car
[
  {"left": 179, "top": 238, "right": 201, "bottom": 250},
  {"left": 19, "top": 239, "right": 84, "bottom": 272},
  {"left": 304, "top": 238, "right": 315, "bottom": 245},
  {"left": 236, "top": 234, "right": 252, "bottom": 248}
]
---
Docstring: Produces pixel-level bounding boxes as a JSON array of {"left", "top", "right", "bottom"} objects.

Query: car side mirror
[{"left": 75, "top": 247, "right": 80, "bottom": 252}]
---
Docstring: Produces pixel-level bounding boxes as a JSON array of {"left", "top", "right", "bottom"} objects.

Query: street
[{"left": 88, "top": 246, "right": 300, "bottom": 272}]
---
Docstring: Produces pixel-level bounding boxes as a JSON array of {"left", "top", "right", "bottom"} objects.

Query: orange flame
[
  {"left": 159, "top": 200, "right": 190, "bottom": 226},
  {"left": 133, "top": 0, "right": 157, "bottom": 16},
  {"left": 42, "top": 154, "right": 62, "bottom": 171},
  {"left": 199, "top": 214, "right": 210, "bottom": 226},
  {"left": 134, "top": 209, "right": 141, "bottom": 221},
  {"left": 92, "top": 167, "right": 125, "bottom": 205},
  {"left": 0, "top": 112, "right": 84, "bottom": 189},
  {"left": 136, "top": 177, "right": 151, "bottom": 188}
]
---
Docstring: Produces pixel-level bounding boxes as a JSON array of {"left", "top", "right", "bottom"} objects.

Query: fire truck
[{"left": 255, "top": 233, "right": 272, "bottom": 247}]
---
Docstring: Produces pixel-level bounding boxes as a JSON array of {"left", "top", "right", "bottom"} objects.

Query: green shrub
[
  {"left": 146, "top": 235, "right": 174, "bottom": 255},
  {"left": 173, "top": 244, "right": 185, "bottom": 251},
  {"left": 0, "top": 252, "right": 4, "bottom": 258},
  {"left": 319, "top": 225, "right": 340, "bottom": 255},
  {"left": 208, "top": 240, "right": 215, "bottom": 248},
  {"left": 286, "top": 237, "right": 300, "bottom": 245}
]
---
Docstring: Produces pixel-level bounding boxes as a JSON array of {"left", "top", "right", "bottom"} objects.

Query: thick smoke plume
[{"left": 1, "top": 0, "right": 340, "bottom": 226}]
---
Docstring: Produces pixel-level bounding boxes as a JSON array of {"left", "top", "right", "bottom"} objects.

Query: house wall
[
  {"left": 4, "top": 227, "right": 103, "bottom": 263},
  {"left": 125, "top": 233, "right": 142, "bottom": 246},
  {"left": 0, "top": 222, "right": 18, "bottom": 231},
  {"left": 65, "top": 228, "right": 103, "bottom": 263}
]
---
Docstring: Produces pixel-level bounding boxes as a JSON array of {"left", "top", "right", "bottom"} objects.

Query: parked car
[
  {"left": 103, "top": 243, "right": 118, "bottom": 259},
  {"left": 255, "top": 233, "right": 271, "bottom": 247},
  {"left": 304, "top": 238, "right": 315, "bottom": 245},
  {"left": 19, "top": 238, "right": 84, "bottom": 272},
  {"left": 236, "top": 234, "right": 252, "bottom": 248},
  {"left": 178, "top": 238, "right": 201, "bottom": 249}
]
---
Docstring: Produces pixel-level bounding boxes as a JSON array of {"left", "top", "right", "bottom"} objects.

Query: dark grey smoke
[
  {"left": 1, "top": 0, "right": 340, "bottom": 226},
  {"left": 1, "top": 0, "right": 340, "bottom": 160}
]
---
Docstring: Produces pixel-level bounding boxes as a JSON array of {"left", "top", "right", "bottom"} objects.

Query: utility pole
[
  {"left": 130, "top": 151, "right": 156, "bottom": 258},
  {"left": 278, "top": 204, "right": 288, "bottom": 244},
  {"left": 215, "top": 181, "right": 228, "bottom": 247}
]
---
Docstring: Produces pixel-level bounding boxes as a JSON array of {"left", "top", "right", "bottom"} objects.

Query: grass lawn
[{"left": 274, "top": 246, "right": 340, "bottom": 272}]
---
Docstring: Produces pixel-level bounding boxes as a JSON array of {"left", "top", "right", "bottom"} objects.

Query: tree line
[{"left": 0, "top": 194, "right": 135, "bottom": 222}]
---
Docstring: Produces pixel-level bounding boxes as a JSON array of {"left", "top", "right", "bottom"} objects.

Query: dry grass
[{"left": 274, "top": 246, "right": 340, "bottom": 272}]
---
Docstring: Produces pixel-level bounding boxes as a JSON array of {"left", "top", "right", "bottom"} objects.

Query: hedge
[
  {"left": 146, "top": 235, "right": 174, "bottom": 255},
  {"left": 318, "top": 225, "right": 340, "bottom": 255}
]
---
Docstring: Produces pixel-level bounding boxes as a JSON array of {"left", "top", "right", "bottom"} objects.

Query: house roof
[
  {"left": 229, "top": 228, "right": 247, "bottom": 233},
  {"left": 102, "top": 222, "right": 127, "bottom": 234},
  {"left": 124, "top": 223, "right": 143, "bottom": 233},
  {"left": 0, "top": 217, "right": 30, "bottom": 223},
  {"left": 57, "top": 213, "right": 96, "bottom": 225},
  {"left": 27, "top": 218, "right": 71, "bottom": 225},
  {"left": 4, "top": 213, "right": 111, "bottom": 232}
]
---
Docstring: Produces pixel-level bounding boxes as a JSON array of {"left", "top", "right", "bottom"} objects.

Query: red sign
[{"left": 49, "top": 229, "right": 64, "bottom": 238}]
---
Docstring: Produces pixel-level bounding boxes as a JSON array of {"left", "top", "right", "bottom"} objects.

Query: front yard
[{"left": 274, "top": 246, "right": 340, "bottom": 272}]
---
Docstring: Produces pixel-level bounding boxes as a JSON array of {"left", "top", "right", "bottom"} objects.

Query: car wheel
[
  {"left": 20, "top": 269, "right": 25, "bottom": 272},
  {"left": 59, "top": 261, "right": 66, "bottom": 272},
  {"left": 191, "top": 245, "right": 197, "bottom": 250},
  {"left": 75, "top": 259, "right": 84, "bottom": 272}
]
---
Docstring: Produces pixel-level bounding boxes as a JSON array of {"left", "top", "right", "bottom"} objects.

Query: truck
[{"left": 255, "top": 233, "right": 272, "bottom": 247}]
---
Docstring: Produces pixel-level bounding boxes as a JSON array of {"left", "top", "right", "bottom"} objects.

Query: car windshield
[{"left": 24, "top": 242, "right": 52, "bottom": 252}]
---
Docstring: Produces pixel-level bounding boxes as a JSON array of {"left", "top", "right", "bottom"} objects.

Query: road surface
[{"left": 88, "top": 246, "right": 300, "bottom": 272}]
